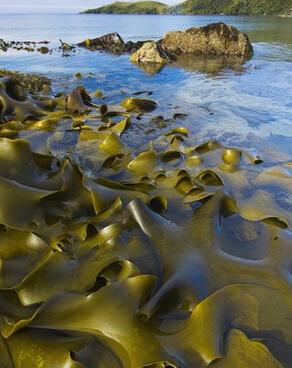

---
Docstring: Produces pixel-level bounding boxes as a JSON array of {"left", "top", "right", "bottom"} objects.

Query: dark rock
[
  {"left": 24, "top": 47, "right": 34, "bottom": 52},
  {"left": 150, "top": 115, "right": 164, "bottom": 124},
  {"left": 59, "top": 39, "right": 74, "bottom": 51},
  {"left": 160, "top": 22, "right": 253, "bottom": 59},
  {"left": 37, "top": 46, "right": 50, "bottom": 54},
  {"left": 173, "top": 113, "right": 187, "bottom": 119},
  {"left": 124, "top": 40, "right": 152, "bottom": 53},
  {"left": 0, "top": 39, "right": 8, "bottom": 52},
  {"left": 78, "top": 32, "right": 125, "bottom": 53}
]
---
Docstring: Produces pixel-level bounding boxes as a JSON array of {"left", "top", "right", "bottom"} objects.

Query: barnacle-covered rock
[{"left": 160, "top": 22, "right": 253, "bottom": 59}]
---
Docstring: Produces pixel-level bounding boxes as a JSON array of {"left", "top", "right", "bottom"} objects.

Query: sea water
[{"left": 0, "top": 13, "right": 292, "bottom": 158}]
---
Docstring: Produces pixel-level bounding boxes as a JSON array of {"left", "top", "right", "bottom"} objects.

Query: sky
[{"left": 0, "top": 0, "right": 177, "bottom": 13}]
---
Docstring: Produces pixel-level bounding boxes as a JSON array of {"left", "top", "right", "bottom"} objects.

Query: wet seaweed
[{"left": 0, "top": 77, "right": 292, "bottom": 367}]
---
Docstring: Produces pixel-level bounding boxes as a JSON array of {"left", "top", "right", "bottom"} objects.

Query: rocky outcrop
[
  {"left": 0, "top": 69, "right": 51, "bottom": 94},
  {"left": 37, "top": 46, "right": 50, "bottom": 54},
  {"left": 130, "top": 41, "right": 169, "bottom": 64},
  {"left": 0, "top": 39, "right": 50, "bottom": 54},
  {"left": 160, "top": 22, "right": 253, "bottom": 59},
  {"left": 78, "top": 32, "right": 125, "bottom": 53}
]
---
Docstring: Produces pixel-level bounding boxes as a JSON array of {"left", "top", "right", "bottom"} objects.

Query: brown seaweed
[{"left": 0, "top": 77, "right": 291, "bottom": 367}]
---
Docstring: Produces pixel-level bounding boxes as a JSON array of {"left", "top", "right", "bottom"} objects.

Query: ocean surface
[{"left": 0, "top": 13, "right": 292, "bottom": 158}]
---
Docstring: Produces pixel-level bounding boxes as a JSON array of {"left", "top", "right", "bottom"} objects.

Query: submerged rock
[
  {"left": 78, "top": 32, "right": 125, "bottom": 53},
  {"left": 0, "top": 69, "right": 51, "bottom": 94},
  {"left": 130, "top": 41, "right": 169, "bottom": 65},
  {"left": 160, "top": 22, "right": 253, "bottom": 59}
]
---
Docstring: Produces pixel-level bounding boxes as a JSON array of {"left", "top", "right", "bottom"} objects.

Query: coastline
[
  {"left": 81, "top": 0, "right": 292, "bottom": 17},
  {"left": 81, "top": 12, "right": 292, "bottom": 16}
]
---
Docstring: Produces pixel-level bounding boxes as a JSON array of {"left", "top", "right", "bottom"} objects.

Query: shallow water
[{"left": 0, "top": 14, "right": 292, "bottom": 158}]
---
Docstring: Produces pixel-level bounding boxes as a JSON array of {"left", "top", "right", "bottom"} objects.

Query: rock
[
  {"left": 0, "top": 39, "right": 8, "bottom": 52},
  {"left": 160, "top": 22, "right": 253, "bottom": 59},
  {"left": 0, "top": 69, "right": 51, "bottom": 93},
  {"left": 124, "top": 40, "right": 151, "bottom": 53},
  {"left": 37, "top": 46, "right": 49, "bottom": 54},
  {"left": 130, "top": 41, "right": 169, "bottom": 64},
  {"left": 78, "top": 32, "right": 125, "bottom": 53},
  {"left": 59, "top": 39, "right": 74, "bottom": 51}
]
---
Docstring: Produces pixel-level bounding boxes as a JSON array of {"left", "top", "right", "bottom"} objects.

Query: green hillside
[
  {"left": 172, "top": 0, "right": 292, "bottom": 15},
  {"left": 83, "top": 0, "right": 292, "bottom": 15},
  {"left": 83, "top": 1, "right": 169, "bottom": 14}
]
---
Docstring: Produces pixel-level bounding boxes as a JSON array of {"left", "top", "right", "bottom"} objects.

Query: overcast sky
[{"left": 0, "top": 0, "right": 178, "bottom": 13}]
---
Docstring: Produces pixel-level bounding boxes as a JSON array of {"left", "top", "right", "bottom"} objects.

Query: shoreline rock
[
  {"left": 78, "top": 32, "right": 125, "bottom": 53},
  {"left": 0, "top": 22, "right": 253, "bottom": 75},
  {"left": 130, "top": 41, "right": 169, "bottom": 65},
  {"left": 77, "top": 22, "right": 253, "bottom": 60},
  {"left": 0, "top": 39, "right": 51, "bottom": 54},
  {"left": 0, "top": 69, "right": 51, "bottom": 94},
  {"left": 160, "top": 22, "right": 253, "bottom": 59},
  {"left": 124, "top": 40, "right": 152, "bottom": 53}
]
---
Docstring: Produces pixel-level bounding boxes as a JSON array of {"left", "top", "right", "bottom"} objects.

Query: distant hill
[
  {"left": 83, "top": 1, "right": 169, "bottom": 14},
  {"left": 172, "top": 0, "right": 292, "bottom": 15},
  {"left": 82, "top": 0, "right": 292, "bottom": 15}
]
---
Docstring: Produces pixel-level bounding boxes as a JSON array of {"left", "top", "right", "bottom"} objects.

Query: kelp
[{"left": 0, "top": 77, "right": 292, "bottom": 367}]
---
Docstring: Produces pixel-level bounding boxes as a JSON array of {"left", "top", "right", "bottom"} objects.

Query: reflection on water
[
  {"left": 246, "top": 16, "right": 292, "bottom": 44},
  {"left": 173, "top": 54, "right": 247, "bottom": 75},
  {"left": 130, "top": 60, "right": 166, "bottom": 75}
]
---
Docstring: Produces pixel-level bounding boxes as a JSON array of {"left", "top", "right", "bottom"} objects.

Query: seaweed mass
[{"left": 0, "top": 73, "right": 292, "bottom": 367}]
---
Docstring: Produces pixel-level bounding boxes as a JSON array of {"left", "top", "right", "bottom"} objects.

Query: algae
[{"left": 0, "top": 77, "right": 291, "bottom": 367}]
